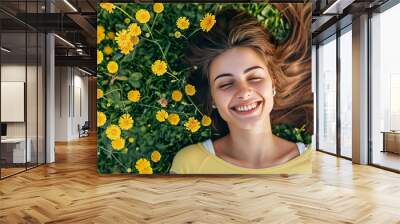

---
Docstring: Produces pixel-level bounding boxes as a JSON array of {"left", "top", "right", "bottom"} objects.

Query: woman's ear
[
  {"left": 210, "top": 93, "right": 217, "bottom": 109},
  {"left": 211, "top": 99, "right": 217, "bottom": 109}
]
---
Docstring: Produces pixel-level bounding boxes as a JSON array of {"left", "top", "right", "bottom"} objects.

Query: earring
[
  {"left": 212, "top": 104, "right": 217, "bottom": 109},
  {"left": 272, "top": 88, "right": 276, "bottom": 96}
]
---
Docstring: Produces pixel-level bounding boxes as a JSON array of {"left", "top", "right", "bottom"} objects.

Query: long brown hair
[{"left": 185, "top": 3, "right": 313, "bottom": 138}]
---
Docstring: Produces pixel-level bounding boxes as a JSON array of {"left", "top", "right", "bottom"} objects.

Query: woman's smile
[{"left": 230, "top": 100, "right": 263, "bottom": 117}]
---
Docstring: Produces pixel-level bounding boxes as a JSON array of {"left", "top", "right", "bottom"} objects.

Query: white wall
[
  {"left": 72, "top": 72, "right": 89, "bottom": 138},
  {"left": 55, "top": 66, "right": 69, "bottom": 141},
  {"left": 1, "top": 64, "right": 26, "bottom": 81},
  {"left": 54, "top": 66, "right": 89, "bottom": 141},
  {"left": 1, "top": 65, "right": 26, "bottom": 139},
  {"left": 1, "top": 64, "right": 45, "bottom": 163}
]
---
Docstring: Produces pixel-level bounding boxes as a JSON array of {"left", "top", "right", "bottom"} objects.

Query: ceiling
[
  {"left": 312, "top": 0, "right": 391, "bottom": 43},
  {"left": 0, "top": 0, "right": 394, "bottom": 72},
  {"left": 0, "top": 0, "right": 99, "bottom": 73}
]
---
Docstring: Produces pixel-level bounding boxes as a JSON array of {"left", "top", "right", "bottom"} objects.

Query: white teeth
[{"left": 235, "top": 103, "right": 258, "bottom": 112}]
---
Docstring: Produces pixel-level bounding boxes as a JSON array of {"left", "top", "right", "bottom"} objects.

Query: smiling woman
[{"left": 170, "top": 5, "right": 313, "bottom": 174}]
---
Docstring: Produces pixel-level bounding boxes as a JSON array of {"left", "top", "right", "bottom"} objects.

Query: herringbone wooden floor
[{"left": 1, "top": 135, "right": 400, "bottom": 224}]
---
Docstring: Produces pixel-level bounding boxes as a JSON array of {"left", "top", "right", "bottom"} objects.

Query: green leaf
[
  {"left": 129, "top": 80, "right": 141, "bottom": 88},
  {"left": 116, "top": 76, "right": 128, "bottom": 81},
  {"left": 109, "top": 91, "right": 121, "bottom": 102},
  {"left": 129, "top": 72, "right": 143, "bottom": 81}
]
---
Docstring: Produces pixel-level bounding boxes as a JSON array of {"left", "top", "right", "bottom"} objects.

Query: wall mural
[{"left": 97, "top": 2, "right": 313, "bottom": 174}]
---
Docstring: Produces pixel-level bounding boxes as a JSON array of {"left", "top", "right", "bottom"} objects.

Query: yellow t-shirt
[{"left": 170, "top": 141, "right": 312, "bottom": 174}]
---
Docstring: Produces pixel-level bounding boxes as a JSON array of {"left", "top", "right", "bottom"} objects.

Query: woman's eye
[
  {"left": 218, "top": 83, "right": 233, "bottom": 89},
  {"left": 249, "top": 77, "right": 263, "bottom": 82}
]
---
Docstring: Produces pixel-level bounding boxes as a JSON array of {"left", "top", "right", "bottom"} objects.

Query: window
[
  {"left": 371, "top": 2, "right": 400, "bottom": 171},
  {"left": 339, "top": 27, "right": 352, "bottom": 158},
  {"left": 317, "top": 35, "right": 337, "bottom": 154},
  {"left": 0, "top": 1, "right": 47, "bottom": 179}
]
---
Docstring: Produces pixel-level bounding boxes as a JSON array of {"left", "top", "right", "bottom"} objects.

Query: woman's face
[{"left": 209, "top": 47, "right": 274, "bottom": 131}]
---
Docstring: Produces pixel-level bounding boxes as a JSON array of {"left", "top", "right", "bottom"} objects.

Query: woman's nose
[{"left": 236, "top": 83, "right": 252, "bottom": 100}]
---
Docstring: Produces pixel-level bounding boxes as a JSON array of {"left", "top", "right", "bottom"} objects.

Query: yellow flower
[
  {"left": 107, "top": 32, "right": 115, "bottom": 40},
  {"left": 100, "top": 3, "right": 115, "bottom": 13},
  {"left": 97, "top": 50, "right": 103, "bottom": 65},
  {"left": 184, "top": 117, "right": 201, "bottom": 133},
  {"left": 151, "top": 151, "right": 161, "bottom": 162},
  {"left": 128, "top": 90, "right": 140, "bottom": 102},
  {"left": 176, "top": 17, "right": 190, "bottom": 30},
  {"left": 119, "top": 114, "right": 134, "bottom": 130},
  {"left": 128, "top": 137, "right": 135, "bottom": 143},
  {"left": 167, "top": 113, "right": 180, "bottom": 126},
  {"left": 103, "top": 45, "right": 113, "bottom": 55},
  {"left": 97, "top": 111, "right": 107, "bottom": 127},
  {"left": 107, "top": 61, "right": 118, "bottom": 74},
  {"left": 200, "top": 13, "right": 216, "bottom": 32},
  {"left": 156, "top": 109, "right": 168, "bottom": 122},
  {"left": 97, "top": 25, "right": 105, "bottom": 44},
  {"left": 128, "top": 23, "right": 142, "bottom": 36},
  {"left": 185, "top": 84, "right": 196, "bottom": 96},
  {"left": 201, "top": 115, "right": 212, "bottom": 127},
  {"left": 127, "top": 168, "right": 132, "bottom": 173},
  {"left": 135, "top": 9, "right": 151, "bottom": 24},
  {"left": 141, "top": 167, "right": 153, "bottom": 174},
  {"left": 119, "top": 45, "right": 133, "bottom": 55},
  {"left": 131, "top": 36, "right": 139, "bottom": 46},
  {"left": 115, "top": 29, "right": 134, "bottom": 55},
  {"left": 151, "top": 60, "right": 168, "bottom": 76},
  {"left": 97, "top": 88, "right": 104, "bottom": 99},
  {"left": 171, "top": 90, "right": 183, "bottom": 102},
  {"left": 111, "top": 137, "right": 125, "bottom": 151},
  {"left": 105, "top": 124, "right": 121, "bottom": 140},
  {"left": 153, "top": 3, "right": 164, "bottom": 14},
  {"left": 135, "top": 158, "right": 153, "bottom": 174},
  {"left": 174, "top": 31, "right": 182, "bottom": 39}
]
